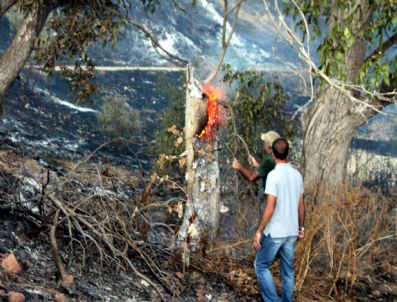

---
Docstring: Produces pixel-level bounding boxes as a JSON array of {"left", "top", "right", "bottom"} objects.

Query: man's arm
[
  {"left": 252, "top": 194, "right": 276, "bottom": 251},
  {"left": 298, "top": 193, "right": 305, "bottom": 238},
  {"left": 232, "top": 159, "right": 260, "bottom": 181}
]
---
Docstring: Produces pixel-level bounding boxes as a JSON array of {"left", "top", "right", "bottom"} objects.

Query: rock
[
  {"left": 1, "top": 253, "right": 22, "bottom": 273},
  {"left": 175, "top": 272, "right": 184, "bottom": 279},
  {"left": 140, "top": 279, "right": 150, "bottom": 287},
  {"left": 61, "top": 275, "right": 75, "bottom": 288},
  {"left": 7, "top": 291, "right": 25, "bottom": 302},
  {"left": 371, "top": 289, "right": 382, "bottom": 297},
  {"left": 219, "top": 204, "right": 229, "bottom": 213},
  {"left": 54, "top": 292, "right": 66, "bottom": 302}
]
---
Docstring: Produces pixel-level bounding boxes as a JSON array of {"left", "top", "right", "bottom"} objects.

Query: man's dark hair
[{"left": 272, "top": 138, "right": 289, "bottom": 160}]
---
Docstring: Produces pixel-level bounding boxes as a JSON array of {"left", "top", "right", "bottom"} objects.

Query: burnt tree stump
[{"left": 177, "top": 66, "right": 222, "bottom": 254}]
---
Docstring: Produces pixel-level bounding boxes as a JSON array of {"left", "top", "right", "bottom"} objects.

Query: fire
[{"left": 198, "top": 84, "right": 226, "bottom": 141}]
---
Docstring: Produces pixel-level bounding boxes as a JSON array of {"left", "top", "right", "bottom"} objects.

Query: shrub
[
  {"left": 97, "top": 94, "right": 141, "bottom": 138},
  {"left": 149, "top": 75, "right": 185, "bottom": 175}
]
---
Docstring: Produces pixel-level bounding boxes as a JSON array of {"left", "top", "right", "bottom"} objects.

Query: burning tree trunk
[{"left": 177, "top": 67, "right": 224, "bottom": 254}]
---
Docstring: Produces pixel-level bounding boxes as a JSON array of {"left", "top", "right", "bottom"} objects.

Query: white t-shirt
[{"left": 264, "top": 163, "right": 304, "bottom": 238}]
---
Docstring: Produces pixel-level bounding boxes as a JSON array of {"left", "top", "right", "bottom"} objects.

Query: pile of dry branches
[{"left": 0, "top": 149, "right": 185, "bottom": 301}]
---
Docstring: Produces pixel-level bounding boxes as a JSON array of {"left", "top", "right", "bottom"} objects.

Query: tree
[
  {"left": 176, "top": 0, "right": 244, "bottom": 252},
  {"left": 0, "top": 0, "right": 173, "bottom": 115},
  {"left": 0, "top": 0, "right": 124, "bottom": 114},
  {"left": 272, "top": 0, "right": 397, "bottom": 201}
]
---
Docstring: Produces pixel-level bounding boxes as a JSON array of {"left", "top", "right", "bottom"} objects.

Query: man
[
  {"left": 232, "top": 131, "right": 280, "bottom": 202},
  {"left": 252, "top": 138, "right": 305, "bottom": 302}
]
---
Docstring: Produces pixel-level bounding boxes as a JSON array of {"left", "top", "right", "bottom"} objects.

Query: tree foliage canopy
[
  {"left": 284, "top": 0, "right": 396, "bottom": 90},
  {"left": 222, "top": 64, "right": 296, "bottom": 157},
  {"left": 1, "top": 0, "right": 160, "bottom": 103}
]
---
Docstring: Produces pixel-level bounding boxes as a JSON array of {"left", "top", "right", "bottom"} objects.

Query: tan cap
[{"left": 260, "top": 131, "right": 280, "bottom": 145}]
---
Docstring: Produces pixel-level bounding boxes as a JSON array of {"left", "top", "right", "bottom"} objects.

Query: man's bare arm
[
  {"left": 298, "top": 193, "right": 305, "bottom": 238},
  {"left": 298, "top": 193, "right": 305, "bottom": 228},
  {"left": 252, "top": 194, "right": 276, "bottom": 251},
  {"left": 232, "top": 159, "right": 261, "bottom": 181}
]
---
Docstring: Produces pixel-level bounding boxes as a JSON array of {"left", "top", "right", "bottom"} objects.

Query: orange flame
[{"left": 198, "top": 84, "right": 226, "bottom": 141}]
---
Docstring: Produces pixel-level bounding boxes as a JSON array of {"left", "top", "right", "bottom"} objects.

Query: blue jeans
[{"left": 254, "top": 234, "right": 297, "bottom": 302}]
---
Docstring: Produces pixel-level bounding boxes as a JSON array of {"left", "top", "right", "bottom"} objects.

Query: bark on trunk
[
  {"left": 177, "top": 67, "right": 221, "bottom": 254},
  {"left": 301, "top": 86, "right": 368, "bottom": 202},
  {"left": 301, "top": 2, "right": 376, "bottom": 203},
  {"left": 0, "top": 4, "right": 49, "bottom": 115}
]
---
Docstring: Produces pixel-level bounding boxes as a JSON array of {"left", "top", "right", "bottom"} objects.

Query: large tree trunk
[
  {"left": 177, "top": 67, "right": 221, "bottom": 255},
  {"left": 0, "top": 3, "right": 49, "bottom": 115},
  {"left": 301, "top": 86, "right": 366, "bottom": 202},
  {"left": 300, "top": 2, "right": 377, "bottom": 203}
]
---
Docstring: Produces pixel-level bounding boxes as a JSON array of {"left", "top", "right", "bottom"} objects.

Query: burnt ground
[
  {"left": 1, "top": 76, "right": 396, "bottom": 302},
  {"left": 0, "top": 209, "right": 259, "bottom": 302},
  {"left": 0, "top": 77, "right": 260, "bottom": 301},
  {"left": 0, "top": 149, "right": 260, "bottom": 302},
  {"left": 0, "top": 211, "right": 253, "bottom": 302},
  {"left": 0, "top": 211, "right": 260, "bottom": 302}
]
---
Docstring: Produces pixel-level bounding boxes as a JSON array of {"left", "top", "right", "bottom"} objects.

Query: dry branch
[
  {"left": 0, "top": 142, "right": 186, "bottom": 301},
  {"left": 203, "top": 0, "right": 244, "bottom": 84}
]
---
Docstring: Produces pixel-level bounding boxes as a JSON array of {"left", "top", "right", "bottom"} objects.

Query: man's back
[{"left": 264, "top": 163, "right": 304, "bottom": 238}]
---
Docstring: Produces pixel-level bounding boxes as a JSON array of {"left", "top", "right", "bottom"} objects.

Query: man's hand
[
  {"left": 252, "top": 230, "right": 262, "bottom": 252},
  {"left": 232, "top": 159, "right": 241, "bottom": 170},
  {"left": 232, "top": 159, "right": 261, "bottom": 181},
  {"left": 248, "top": 155, "right": 259, "bottom": 168},
  {"left": 298, "top": 230, "right": 305, "bottom": 239}
]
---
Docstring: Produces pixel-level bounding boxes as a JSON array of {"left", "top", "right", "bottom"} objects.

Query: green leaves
[
  {"left": 31, "top": 0, "right": 130, "bottom": 103},
  {"left": 222, "top": 64, "right": 296, "bottom": 157},
  {"left": 343, "top": 27, "right": 353, "bottom": 48},
  {"left": 282, "top": 0, "right": 397, "bottom": 93},
  {"left": 392, "top": 14, "right": 397, "bottom": 25},
  {"left": 97, "top": 93, "right": 141, "bottom": 137}
]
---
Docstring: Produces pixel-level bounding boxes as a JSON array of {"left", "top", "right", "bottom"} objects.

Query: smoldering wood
[{"left": 178, "top": 66, "right": 221, "bottom": 253}]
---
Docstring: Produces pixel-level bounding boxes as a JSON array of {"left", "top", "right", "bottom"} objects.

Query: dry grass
[
  {"left": 202, "top": 185, "right": 397, "bottom": 301},
  {"left": 295, "top": 186, "right": 396, "bottom": 301}
]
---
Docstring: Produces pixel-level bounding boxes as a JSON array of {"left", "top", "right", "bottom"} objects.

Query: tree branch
[
  {"left": 125, "top": 18, "right": 188, "bottom": 65},
  {"left": 226, "top": 0, "right": 246, "bottom": 17},
  {"left": 261, "top": 0, "right": 395, "bottom": 119},
  {"left": 0, "top": 0, "right": 16, "bottom": 17},
  {"left": 0, "top": 3, "right": 49, "bottom": 114},
  {"left": 203, "top": 0, "right": 242, "bottom": 84},
  {"left": 364, "top": 31, "right": 397, "bottom": 64}
]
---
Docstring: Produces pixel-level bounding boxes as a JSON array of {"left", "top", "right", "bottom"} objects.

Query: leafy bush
[
  {"left": 222, "top": 64, "right": 296, "bottom": 158},
  {"left": 97, "top": 94, "right": 141, "bottom": 138},
  {"left": 149, "top": 75, "right": 186, "bottom": 175},
  {"left": 218, "top": 64, "right": 297, "bottom": 201}
]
